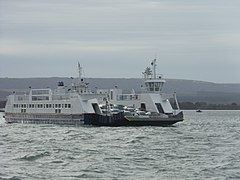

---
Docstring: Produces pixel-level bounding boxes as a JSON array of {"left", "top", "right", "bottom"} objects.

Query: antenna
[
  {"left": 151, "top": 58, "right": 157, "bottom": 79},
  {"left": 78, "top": 62, "right": 82, "bottom": 80}
]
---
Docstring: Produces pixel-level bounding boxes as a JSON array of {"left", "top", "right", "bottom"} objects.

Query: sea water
[{"left": 0, "top": 111, "right": 239, "bottom": 180}]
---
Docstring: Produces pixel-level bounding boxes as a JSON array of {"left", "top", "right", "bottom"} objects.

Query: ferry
[
  {"left": 4, "top": 63, "right": 109, "bottom": 125},
  {"left": 4, "top": 60, "right": 183, "bottom": 126}
]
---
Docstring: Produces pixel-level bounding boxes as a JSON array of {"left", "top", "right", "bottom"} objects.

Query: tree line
[{"left": 175, "top": 101, "right": 240, "bottom": 110}]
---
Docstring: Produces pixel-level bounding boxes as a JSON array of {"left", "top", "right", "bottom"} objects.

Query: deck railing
[{"left": 117, "top": 94, "right": 141, "bottom": 101}]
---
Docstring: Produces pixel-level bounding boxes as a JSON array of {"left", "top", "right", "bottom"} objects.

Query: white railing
[
  {"left": 160, "top": 93, "right": 174, "bottom": 101},
  {"left": 14, "top": 95, "right": 29, "bottom": 101},
  {"left": 52, "top": 95, "right": 70, "bottom": 100},
  {"left": 144, "top": 73, "right": 164, "bottom": 80},
  {"left": 117, "top": 94, "right": 141, "bottom": 101}
]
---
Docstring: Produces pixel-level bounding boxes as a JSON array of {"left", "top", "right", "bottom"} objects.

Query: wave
[
  {"left": 19, "top": 151, "right": 50, "bottom": 161},
  {"left": 0, "top": 174, "right": 22, "bottom": 180}
]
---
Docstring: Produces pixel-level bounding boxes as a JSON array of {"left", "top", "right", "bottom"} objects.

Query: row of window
[
  {"left": 118, "top": 95, "right": 139, "bottom": 101},
  {"left": 145, "top": 82, "right": 162, "bottom": 92},
  {"left": 31, "top": 89, "right": 50, "bottom": 95},
  {"left": 20, "top": 109, "right": 62, "bottom": 114},
  {"left": 14, "top": 103, "right": 71, "bottom": 109},
  {"left": 32, "top": 96, "right": 49, "bottom": 101}
]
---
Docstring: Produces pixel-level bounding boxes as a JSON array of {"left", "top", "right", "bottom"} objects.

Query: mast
[
  {"left": 151, "top": 58, "right": 157, "bottom": 79},
  {"left": 78, "top": 62, "right": 82, "bottom": 81}
]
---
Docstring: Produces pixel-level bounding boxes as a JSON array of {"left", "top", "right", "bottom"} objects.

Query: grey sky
[{"left": 0, "top": 0, "right": 240, "bottom": 83}]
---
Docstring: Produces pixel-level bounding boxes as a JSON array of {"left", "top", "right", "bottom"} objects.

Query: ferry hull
[
  {"left": 4, "top": 112, "right": 183, "bottom": 126},
  {"left": 4, "top": 113, "right": 84, "bottom": 125},
  {"left": 84, "top": 111, "right": 183, "bottom": 127}
]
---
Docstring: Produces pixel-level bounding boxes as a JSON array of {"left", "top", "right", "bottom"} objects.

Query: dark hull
[{"left": 84, "top": 111, "right": 184, "bottom": 127}]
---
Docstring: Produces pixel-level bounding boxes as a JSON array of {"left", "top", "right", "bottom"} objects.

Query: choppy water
[{"left": 0, "top": 111, "right": 240, "bottom": 180}]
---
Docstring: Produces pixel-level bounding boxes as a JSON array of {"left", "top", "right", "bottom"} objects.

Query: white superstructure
[
  {"left": 98, "top": 59, "right": 181, "bottom": 115},
  {"left": 4, "top": 64, "right": 105, "bottom": 124},
  {"left": 4, "top": 60, "right": 183, "bottom": 126}
]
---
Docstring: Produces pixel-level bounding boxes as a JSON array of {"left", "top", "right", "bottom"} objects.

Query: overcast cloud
[{"left": 0, "top": 0, "right": 240, "bottom": 83}]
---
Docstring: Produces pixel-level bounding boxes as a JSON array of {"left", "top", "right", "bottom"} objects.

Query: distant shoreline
[
  {"left": 1, "top": 100, "right": 240, "bottom": 110},
  {"left": 174, "top": 102, "right": 240, "bottom": 110}
]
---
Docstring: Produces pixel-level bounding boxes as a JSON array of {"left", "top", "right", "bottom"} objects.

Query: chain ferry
[{"left": 4, "top": 60, "right": 183, "bottom": 126}]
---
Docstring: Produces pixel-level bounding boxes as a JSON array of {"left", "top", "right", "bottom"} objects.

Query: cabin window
[
  {"left": 149, "top": 83, "right": 154, "bottom": 91},
  {"left": 32, "top": 90, "right": 50, "bottom": 95},
  {"left": 68, "top": 104, "right": 71, "bottom": 108},
  {"left": 130, "top": 95, "right": 132, "bottom": 100},
  {"left": 119, "top": 95, "right": 127, "bottom": 100},
  {"left": 55, "top": 109, "right": 61, "bottom": 113},
  {"left": 155, "top": 83, "right": 160, "bottom": 91},
  {"left": 145, "top": 83, "right": 149, "bottom": 91},
  {"left": 32, "top": 96, "right": 49, "bottom": 101},
  {"left": 18, "top": 97, "right": 23, "bottom": 101}
]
